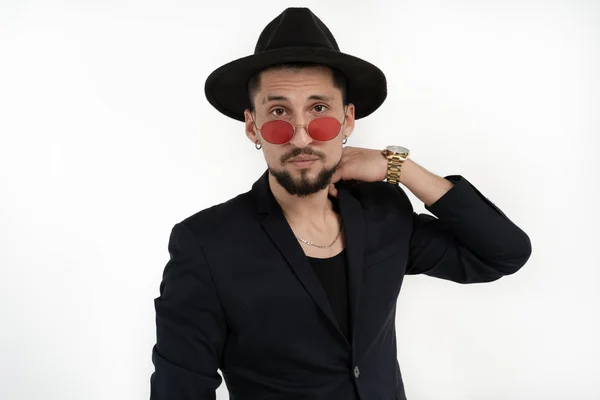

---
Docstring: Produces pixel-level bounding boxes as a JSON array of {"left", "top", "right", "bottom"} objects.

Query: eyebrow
[{"left": 261, "top": 94, "right": 334, "bottom": 104}]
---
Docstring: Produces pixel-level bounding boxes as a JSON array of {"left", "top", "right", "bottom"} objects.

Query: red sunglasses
[{"left": 254, "top": 114, "right": 346, "bottom": 145}]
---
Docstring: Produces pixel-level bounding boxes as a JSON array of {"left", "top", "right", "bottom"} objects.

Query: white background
[{"left": 1, "top": 0, "right": 599, "bottom": 399}]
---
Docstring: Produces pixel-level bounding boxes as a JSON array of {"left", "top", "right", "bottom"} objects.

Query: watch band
[{"left": 385, "top": 154, "right": 404, "bottom": 185}]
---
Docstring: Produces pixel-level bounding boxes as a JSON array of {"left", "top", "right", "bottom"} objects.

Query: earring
[
  {"left": 342, "top": 135, "right": 347, "bottom": 145},
  {"left": 255, "top": 140, "right": 262, "bottom": 150}
]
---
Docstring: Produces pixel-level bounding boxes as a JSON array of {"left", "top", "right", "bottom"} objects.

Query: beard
[
  {"left": 270, "top": 164, "right": 337, "bottom": 197},
  {"left": 269, "top": 146, "right": 339, "bottom": 197}
]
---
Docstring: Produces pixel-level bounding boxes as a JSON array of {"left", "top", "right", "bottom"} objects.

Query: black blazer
[{"left": 150, "top": 171, "right": 531, "bottom": 400}]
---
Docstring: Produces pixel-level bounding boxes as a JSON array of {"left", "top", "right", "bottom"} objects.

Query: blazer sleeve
[
  {"left": 401, "top": 175, "right": 532, "bottom": 283},
  {"left": 150, "top": 222, "right": 227, "bottom": 400}
]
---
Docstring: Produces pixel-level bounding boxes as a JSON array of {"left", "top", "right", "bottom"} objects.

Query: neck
[{"left": 268, "top": 173, "right": 335, "bottom": 228}]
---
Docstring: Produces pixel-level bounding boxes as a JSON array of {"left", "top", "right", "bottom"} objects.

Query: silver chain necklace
[{"left": 295, "top": 216, "right": 343, "bottom": 249}]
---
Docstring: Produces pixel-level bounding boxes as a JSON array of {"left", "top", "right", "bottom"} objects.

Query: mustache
[{"left": 281, "top": 147, "right": 326, "bottom": 163}]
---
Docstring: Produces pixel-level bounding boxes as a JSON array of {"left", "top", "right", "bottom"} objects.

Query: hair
[{"left": 247, "top": 62, "right": 348, "bottom": 112}]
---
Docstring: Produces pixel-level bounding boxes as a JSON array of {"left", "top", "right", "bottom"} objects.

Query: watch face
[{"left": 386, "top": 145, "right": 410, "bottom": 154}]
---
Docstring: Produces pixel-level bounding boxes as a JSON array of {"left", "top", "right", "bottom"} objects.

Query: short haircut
[{"left": 247, "top": 62, "right": 348, "bottom": 112}]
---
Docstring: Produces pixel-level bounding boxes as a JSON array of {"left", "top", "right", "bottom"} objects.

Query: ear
[
  {"left": 244, "top": 109, "right": 260, "bottom": 144},
  {"left": 342, "top": 103, "right": 356, "bottom": 140}
]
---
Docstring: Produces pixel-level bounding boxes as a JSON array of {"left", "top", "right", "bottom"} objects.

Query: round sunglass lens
[
  {"left": 261, "top": 120, "right": 294, "bottom": 144},
  {"left": 308, "top": 117, "right": 341, "bottom": 141}
]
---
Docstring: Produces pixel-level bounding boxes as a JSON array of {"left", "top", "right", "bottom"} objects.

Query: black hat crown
[{"left": 255, "top": 8, "right": 339, "bottom": 53}]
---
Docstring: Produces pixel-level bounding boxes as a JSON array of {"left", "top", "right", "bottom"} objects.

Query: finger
[{"left": 328, "top": 183, "right": 338, "bottom": 198}]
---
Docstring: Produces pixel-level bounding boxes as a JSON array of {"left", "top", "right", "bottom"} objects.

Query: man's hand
[{"left": 328, "top": 146, "right": 388, "bottom": 198}]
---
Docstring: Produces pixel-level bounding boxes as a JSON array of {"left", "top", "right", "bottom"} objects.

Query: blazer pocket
[{"left": 364, "top": 243, "right": 405, "bottom": 268}]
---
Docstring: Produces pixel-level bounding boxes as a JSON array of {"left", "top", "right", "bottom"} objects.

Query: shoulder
[{"left": 176, "top": 190, "right": 256, "bottom": 241}]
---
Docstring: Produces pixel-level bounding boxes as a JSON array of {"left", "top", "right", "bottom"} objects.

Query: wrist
[{"left": 378, "top": 151, "right": 389, "bottom": 181}]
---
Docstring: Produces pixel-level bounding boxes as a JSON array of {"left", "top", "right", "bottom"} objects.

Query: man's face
[{"left": 244, "top": 66, "right": 355, "bottom": 197}]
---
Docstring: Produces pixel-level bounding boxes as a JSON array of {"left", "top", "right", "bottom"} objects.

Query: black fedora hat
[{"left": 204, "top": 7, "right": 387, "bottom": 122}]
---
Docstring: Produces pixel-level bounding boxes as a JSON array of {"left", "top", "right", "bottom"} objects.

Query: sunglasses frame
[{"left": 252, "top": 107, "right": 348, "bottom": 145}]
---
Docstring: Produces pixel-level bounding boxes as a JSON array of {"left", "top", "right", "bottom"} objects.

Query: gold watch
[{"left": 381, "top": 146, "right": 410, "bottom": 185}]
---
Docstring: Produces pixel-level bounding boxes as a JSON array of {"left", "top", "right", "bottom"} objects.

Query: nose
[{"left": 289, "top": 119, "right": 313, "bottom": 147}]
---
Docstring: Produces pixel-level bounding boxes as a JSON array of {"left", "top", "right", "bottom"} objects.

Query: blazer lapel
[
  {"left": 337, "top": 184, "right": 365, "bottom": 347},
  {"left": 252, "top": 171, "right": 351, "bottom": 347}
]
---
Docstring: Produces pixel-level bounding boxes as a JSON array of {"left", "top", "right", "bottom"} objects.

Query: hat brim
[{"left": 204, "top": 47, "right": 387, "bottom": 122}]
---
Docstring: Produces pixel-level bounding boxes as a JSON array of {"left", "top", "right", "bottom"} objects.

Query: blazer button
[{"left": 353, "top": 366, "right": 360, "bottom": 379}]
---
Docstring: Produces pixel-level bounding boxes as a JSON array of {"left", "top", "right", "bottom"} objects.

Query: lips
[{"left": 289, "top": 158, "right": 319, "bottom": 163}]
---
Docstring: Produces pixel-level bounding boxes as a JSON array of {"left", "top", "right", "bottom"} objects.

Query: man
[{"left": 150, "top": 7, "right": 531, "bottom": 400}]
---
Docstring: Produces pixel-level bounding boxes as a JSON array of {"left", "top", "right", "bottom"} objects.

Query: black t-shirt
[{"left": 306, "top": 249, "right": 350, "bottom": 341}]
